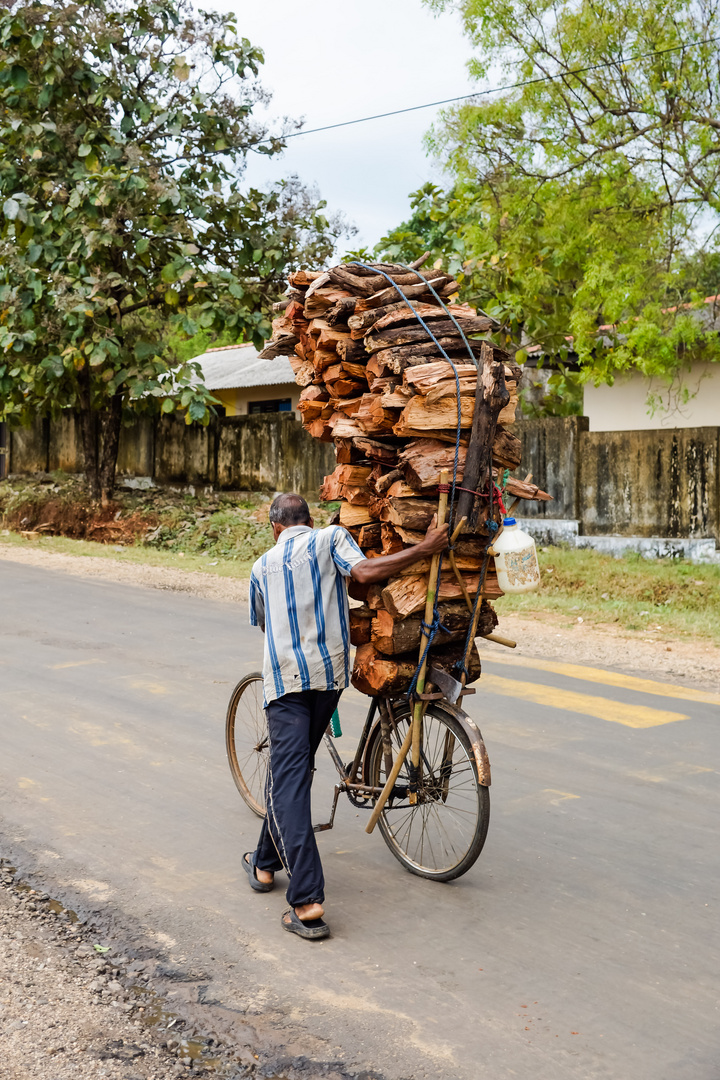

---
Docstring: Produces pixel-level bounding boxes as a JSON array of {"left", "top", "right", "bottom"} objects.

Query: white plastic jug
[{"left": 491, "top": 518, "right": 541, "bottom": 593}]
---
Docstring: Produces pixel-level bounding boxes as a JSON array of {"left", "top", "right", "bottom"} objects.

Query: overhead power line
[{"left": 259, "top": 35, "right": 720, "bottom": 145}]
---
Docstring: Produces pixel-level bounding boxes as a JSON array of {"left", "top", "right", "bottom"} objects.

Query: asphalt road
[{"left": 1, "top": 560, "right": 719, "bottom": 1080}]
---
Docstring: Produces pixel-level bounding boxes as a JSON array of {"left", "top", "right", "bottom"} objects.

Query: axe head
[{"left": 428, "top": 664, "right": 464, "bottom": 705}]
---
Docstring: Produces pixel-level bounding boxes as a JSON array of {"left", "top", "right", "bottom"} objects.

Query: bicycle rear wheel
[
  {"left": 367, "top": 703, "right": 489, "bottom": 881},
  {"left": 225, "top": 672, "right": 268, "bottom": 817}
]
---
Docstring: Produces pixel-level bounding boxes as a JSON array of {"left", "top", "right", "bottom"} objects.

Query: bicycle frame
[{"left": 312, "top": 694, "right": 492, "bottom": 833}]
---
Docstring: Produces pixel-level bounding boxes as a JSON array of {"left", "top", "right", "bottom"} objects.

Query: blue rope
[
  {"left": 454, "top": 519, "right": 499, "bottom": 680},
  {"left": 349, "top": 261, "right": 465, "bottom": 694},
  {"left": 349, "top": 261, "right": 466, "bottom": 535},
  {"left": 347, "top": 260, "right": 496, "bottom": 697}
]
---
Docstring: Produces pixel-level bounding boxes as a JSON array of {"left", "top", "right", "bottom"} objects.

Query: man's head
[{"left": 269, "top": 493, "right": 313, "bottom": 540}]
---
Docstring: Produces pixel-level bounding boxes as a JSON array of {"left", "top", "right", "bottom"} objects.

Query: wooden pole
[
  {"left": 408, "top": 470, "right": 450, "bottom": 804},
  {"left": 482, "top": 632, "right": 517, "bottom": 648},
  {"left": 455, "top": 343, "right": 510, "bottom": 531},
  {"left": 365, "top": 723, "right": 414, "bottom": 834},
  {"left": 365, "top": 476, "right": 450, "bottom": 833}
]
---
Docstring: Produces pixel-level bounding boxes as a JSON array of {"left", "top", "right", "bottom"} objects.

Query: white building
[
  {"left": 583, "top": 360, "right": 720, "bottom": 431},
  {"left": 191, "top": 342, "right": 300, "bottom": 417}
]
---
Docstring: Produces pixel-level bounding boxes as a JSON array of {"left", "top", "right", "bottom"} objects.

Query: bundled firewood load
[{"left": 259, "top": 257, "right": 552, "bottom": 696}]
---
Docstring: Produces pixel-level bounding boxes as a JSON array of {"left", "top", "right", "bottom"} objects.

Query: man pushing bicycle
[{"left": 244, "top": 492, "right": 448, "bottom": 940}]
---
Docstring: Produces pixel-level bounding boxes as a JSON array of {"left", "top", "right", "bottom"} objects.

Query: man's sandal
[
  {"left": 243, "top": 852, "right": 274, "bottom": 893},
  {"left": 281, "top": 908, "right": 330, "bottom": 940}
]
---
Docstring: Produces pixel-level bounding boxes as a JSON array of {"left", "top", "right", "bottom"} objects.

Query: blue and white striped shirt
[{"left": 249, "top": 525, "right": 366, "bottom": 706}]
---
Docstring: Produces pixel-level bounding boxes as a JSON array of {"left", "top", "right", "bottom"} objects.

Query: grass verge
[
  {"left": 497, "top": 544, "right": 720, "bottom": 645},
  {"left": 2, "top": 476, "right": 718, "bottom": 646}
]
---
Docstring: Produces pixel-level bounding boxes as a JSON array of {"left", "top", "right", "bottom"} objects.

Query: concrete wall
[
  {"left": 6, "top": 410, "right": 718, "bottom": 538},
  {"left": 7, "top": 412, "right": 334, "bottom": 499},
  {"left": 584, "top": 362, "right": 720, "bottom": 431},
  {"left": 578, "top": 427, "right": 720, "bottom": 539},
  {"left": 516, "top": 417, "right": 589, "bottom": 520}
]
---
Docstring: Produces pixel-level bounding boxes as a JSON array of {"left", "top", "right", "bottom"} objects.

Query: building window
[{"left": 248, "top": 399, "right": 292, "bottom": 414}]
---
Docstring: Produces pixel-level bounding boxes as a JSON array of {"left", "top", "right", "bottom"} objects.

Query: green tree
[
  {"left": 377, "top": 0, "right": 720, "bottom": 400},
  {"left": 0, "top": 0, "right": 345, "bottom": 502}
]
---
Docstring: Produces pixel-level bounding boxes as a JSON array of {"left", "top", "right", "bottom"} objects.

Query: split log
[
  {"left": 354, "top": 277, "right": 458, "bottom": 312},
  {"left": 289, "top": 270, "right": 325, "bottom": 288},
  {"left": 350, "top": 644, "right": 418, "bottom": 697},
  {"left": 258, "top": 334, "right": 298, "bottom": 360},
  {"left": 380, "top": 523, "right": 406, "bottom": 554},
  {"left": 317, "top": 327, "right": 352, "bottom": 354},
  {"left": 330, "top": 416, "right": 366, "bottom": 439},
  {"left": 369, "top": 302, "right": 479, "bottom": 334},
  {"left": 371, "top": 601, "right": 473, "bottom": 655},
  {"left": 330, "top": 396, "right": 363, "bottom": 416},
  {"left": 375, "top": 339, "right": 484, "bottom": 372},
  {"left": 334, "top": 438, "right": 363, "bottom": 464},
  {"left": 397, "top": 395, "right": 475, "bottom": 431},
  {"left": 325, "top": 296, "right": 358, "bottom": 326},
  {"left": 428, "top": 639, "right": 482, "bottom": 685},
  {"left": 375, "top": 467, "right": 403, "bottom": 495},
  {"left": 336, "top": 338, "right": 368, "bottom": 364},
  {"left": 349, "top": 301, "right": 476, "bottom": 336},
  {"left": 341, "top": 361, "right": 368, "bottom": 380},
  {"left": 378, "top": 497, "right": 441, "bottom": 532},
  {"left": 385, "top": 479, "right": 421, "bottom": 499},
  {"left": 303, "top": 419, "right": 335, "bottom": 442},
  {"left": 351, "top": 437, "right": 399, "bottom": 466},
  {"left": 349, "top": 605, "right": 373, "bottom": 646},
  {"left": 491, "top": 427, "right": 522, "bottom": 470},
  {"left": 288, "top": 357, "right": 315, "bottom": 386},
  {"left": 381, "top": 570, "right": 503, "bottom": 619},
  {"left": 339, "top": 501, "right": 373, "bottom": 527},
  {"left": 364, "top": 317, "right": 494, "bottom": 353},
  {"left": 358, "top": 522, "right": 382, "bottom": 548}
]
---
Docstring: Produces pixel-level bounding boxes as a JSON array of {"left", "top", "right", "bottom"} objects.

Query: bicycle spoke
[{"left": 372, "top": 706, "right": 487, "bottom": 877}]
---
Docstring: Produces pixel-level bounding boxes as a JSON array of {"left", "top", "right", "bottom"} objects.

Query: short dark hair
[{"left": 269, "top": 493, "right": 311, "bottom": 526}]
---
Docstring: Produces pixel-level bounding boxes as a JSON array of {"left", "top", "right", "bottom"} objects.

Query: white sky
[{"left": 208, "top": 0, "right": 477, "bottom": 248}]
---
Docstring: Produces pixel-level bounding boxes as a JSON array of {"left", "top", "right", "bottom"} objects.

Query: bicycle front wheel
[
  {"left": 367, "top": 703, "right": 489, "bottom": 881},
  {"left": 225, "top": 672, "right": 268, "bottom": 818}
]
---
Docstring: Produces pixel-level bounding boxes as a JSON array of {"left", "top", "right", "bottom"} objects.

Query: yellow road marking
[
  {"left": 543, "top": 789, "right": 581, "bottom": 805},
  {"left": 481, "top": 652, "right": 720, "bottom": 706},
  {"left": 480, "top": 673, "right": 689, "bottom": 728},
  {"left": 18, "top": 777, "right": 37, "bottom": 789},
  {"left": 51, "top": 658, "right": 107, "bottom": 670},
  {"left": 129, "top": 679, "right": 168, "bottom": 695}
]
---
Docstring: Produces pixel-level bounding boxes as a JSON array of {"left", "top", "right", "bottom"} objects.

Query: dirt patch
[
  {"left": 0, "top": 858, "right": 385, "bottom": 1080},
  {"left": 7, "top": 496, "right": 156, "bottom": 544}
]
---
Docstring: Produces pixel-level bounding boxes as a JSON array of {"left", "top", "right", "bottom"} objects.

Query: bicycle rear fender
[
  {"left": 440, "top": 702, "right": 492, "bottom": 787},
  {"left": 363, "top": 701, "right": 491, "bottom": 788}
]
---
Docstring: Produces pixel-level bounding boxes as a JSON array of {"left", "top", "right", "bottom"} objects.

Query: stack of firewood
[{"left": 259, "top": 258, "right": 552, "bottom": 696}]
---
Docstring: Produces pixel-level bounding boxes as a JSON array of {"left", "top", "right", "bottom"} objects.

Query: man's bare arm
[{"left": 350, "top": 517, "right": 449, "bottom": 586}]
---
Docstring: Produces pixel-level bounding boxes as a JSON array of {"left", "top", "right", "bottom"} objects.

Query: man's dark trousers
[{"left": 254, "top": 688, "right": 341, "bottom": 908}]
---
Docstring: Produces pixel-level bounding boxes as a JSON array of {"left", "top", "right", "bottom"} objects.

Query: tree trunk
[
  {"left": 77, "top": 366, "right": 100, "bottom": 500},
  {"left": 98, "top": 395, "right": 122, "bottom": 507}
]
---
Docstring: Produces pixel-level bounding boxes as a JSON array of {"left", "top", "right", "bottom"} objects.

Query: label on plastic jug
[{"left": 503, "top": 545, "right": 541, "bottom": 588}]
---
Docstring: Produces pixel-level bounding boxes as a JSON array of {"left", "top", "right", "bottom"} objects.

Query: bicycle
[{"left": 225, "top": 672, "right": 491, "bottom": 882}]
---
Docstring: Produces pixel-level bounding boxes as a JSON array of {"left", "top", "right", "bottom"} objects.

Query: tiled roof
[{"left": 192, "top": 342, "right": 295, "bottom": 389}]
